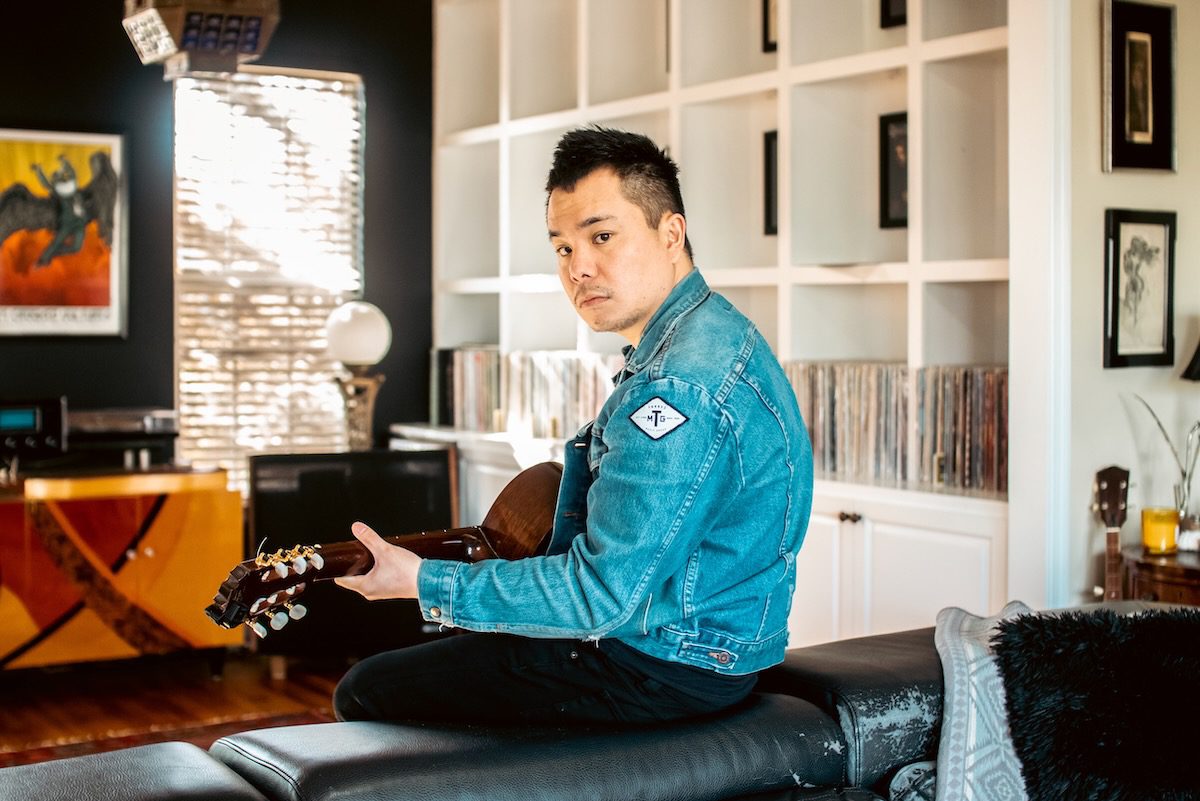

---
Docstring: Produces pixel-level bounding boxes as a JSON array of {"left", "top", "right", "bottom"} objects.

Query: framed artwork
[
  {"left": 1104, "top": 208, "right": 1175, "bottom": 368},
  {"left": 1103, "top": 0, "right": 1176, "bottom": 171},
  {"left": 0, "top": 128, "right": 126, "bottom": 337},
  {"left": 882, "top": 0, "right": 907, "bottom": 29},
  {"left": 762, "top": 0, "right": 777, "bottom": 53},
  {"left": 879, "top": 112, "right": 907, "bottom": 229},
  {"left": 763, "top": 130, "right": 778, "bottom": 236}
]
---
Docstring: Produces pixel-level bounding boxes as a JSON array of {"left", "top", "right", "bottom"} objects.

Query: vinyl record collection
[
  {"left": 432, "top": 349, "right": 1007, "bottom": 495},
  {"left": 431, "top": 348, "right": 623, "bottom": 439},
  {"left": 784, "top": 361, "right": 909, "bottom": 484},
  {"left": 914, "top": 365, "right": 1008, "bottom": 493}
]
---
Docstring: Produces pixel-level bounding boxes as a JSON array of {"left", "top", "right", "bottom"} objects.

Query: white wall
[{"left": 1069, "top": 0, "right": 1200, "bottom": 602}]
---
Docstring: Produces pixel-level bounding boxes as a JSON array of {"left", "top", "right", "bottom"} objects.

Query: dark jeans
[{"left": 333, "top": 632, "right": 745, "bottom": 725}]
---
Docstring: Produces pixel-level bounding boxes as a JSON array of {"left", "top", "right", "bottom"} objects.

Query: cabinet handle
[{"left": 838, "top": 512, "right": 862, "bottom": 524}]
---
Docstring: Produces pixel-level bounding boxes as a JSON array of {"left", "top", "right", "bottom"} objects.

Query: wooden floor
[{"left": 0, "top": 649, "right": 344, "bottom": 763}]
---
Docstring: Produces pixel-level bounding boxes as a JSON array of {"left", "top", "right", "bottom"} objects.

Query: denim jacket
[{"left": 417, "top": 270, "right": 813, "bottom": 674}]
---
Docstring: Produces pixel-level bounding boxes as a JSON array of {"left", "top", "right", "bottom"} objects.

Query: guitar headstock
[
  {"left": 1093, "top": 465, "right": 1130, "bottom": 530},
  {"left": 205, "top": 544, "right": 331, "bottom": 638}
]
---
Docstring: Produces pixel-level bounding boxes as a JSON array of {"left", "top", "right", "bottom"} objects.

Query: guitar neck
[
  {"left": 304, "top": 526, "right": 498, "bottom": 582},
  {"left": 1104, "top": 526, "right": 1123, "bottom": 600}
]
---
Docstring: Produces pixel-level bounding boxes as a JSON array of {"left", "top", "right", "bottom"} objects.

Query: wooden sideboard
[
  {"left": 1122, "top": 546, "right": 1200, "bottom": 606},
  {"left": 0, "top": 469, "right": 243, "bottom": 670}
]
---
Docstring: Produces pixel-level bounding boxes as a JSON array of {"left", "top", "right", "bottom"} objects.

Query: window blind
[{"left": 173, "top": 67, "right": 365, "bottom": 493}]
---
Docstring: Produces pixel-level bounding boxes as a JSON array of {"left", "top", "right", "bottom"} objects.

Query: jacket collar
[{"left": 621, "top": 269, "right": 710, "bottom": 376}]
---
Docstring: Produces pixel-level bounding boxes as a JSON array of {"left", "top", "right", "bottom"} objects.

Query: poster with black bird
[{"left": 0, "top": 129, "right": 125, "bottom": 336}]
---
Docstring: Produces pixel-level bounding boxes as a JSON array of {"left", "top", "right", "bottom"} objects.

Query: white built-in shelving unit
[{"left": 421, "top": 0, "right": 1030, "bottom": 643}]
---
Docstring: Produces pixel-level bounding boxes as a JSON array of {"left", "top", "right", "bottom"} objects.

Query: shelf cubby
[
  {"left": 680, "top": 90, "right": 778, "bottom": 271},
  {"left": 923, "top": 0, "right": 1006, "bottom": 42},
  {"left": 436, "top": 141, "right": 500, "bottom": 280},
  {"left": 921, "top": 281, "right": 1008, "bottom": 366},
  {"left": 587, "top": 0, "right": 669, "bottom": 105},
  {"left": 508, "top": 0, "right": 577, "bottom": 121},
  {"left": 434, "top": 0, "right": 499, "bottom": 135},
  {"left": 435, "top": 292, "right": 499, "bottom": 349},
  {"left": 923, "top": 50, "right": 1008, "bottom": 262},
  {"left": 789, "top": 0, "right": 906, "bottom": 65},
  {"left": 681, "top": 0, "right": 777, "bottom": 86},
  {"left": 509, "top": 126, "right": 571, "bottom": 276},
  {"left": 790, "top": 283, "right": 907, "bottom": 362},
  {"left": 790, "top": 70, "right": 907, "bottom": 266},
  {"left": 506, "top": 292, "right": 578, "bottom": 352}
]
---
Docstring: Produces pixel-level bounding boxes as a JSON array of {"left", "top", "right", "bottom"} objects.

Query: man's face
[{"left": 546, "top": 167, "right": 689, "bottom": 346}]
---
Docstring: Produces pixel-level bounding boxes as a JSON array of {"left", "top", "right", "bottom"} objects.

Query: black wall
[{"left": 0, "top": 1, "right": 433, "bottom": 440}]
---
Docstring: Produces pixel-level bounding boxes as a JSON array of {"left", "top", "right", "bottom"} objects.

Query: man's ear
[{"left": 659, "top": 212, "right": 687, "bottom": 259}]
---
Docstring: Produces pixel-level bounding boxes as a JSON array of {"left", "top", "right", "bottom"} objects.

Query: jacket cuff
[{"left": 417, "top": 559, "right": 461, "bottom": 625}]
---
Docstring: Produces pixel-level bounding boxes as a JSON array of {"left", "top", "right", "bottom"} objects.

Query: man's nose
[{"left": 567, "top": 250, "right": 596, "bottom": 283}]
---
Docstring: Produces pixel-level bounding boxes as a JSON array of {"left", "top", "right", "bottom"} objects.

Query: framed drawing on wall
[
  {"left": 882, "top": 0, "right": 906, "bottom": 29},
  {"left": 1104, "top": 208, "right": 1175, "bottom": 368},
  {"left": 1103, "top": 0, "right": 1176, "bottom": 171},
  {"left": 763, "top": 129, "right": 778, "bottom": 236},
  {"left": 0, "top": 128, "right": 126, "bottom": 337},
  {"left": 879, "top": 112, "right": 907, "bottom": 229},
  {"left": 761, "top": 0, "right": 777, "bottom": 53}
]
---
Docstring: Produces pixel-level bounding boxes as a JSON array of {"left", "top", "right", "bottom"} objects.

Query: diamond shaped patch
[{"left": 629, "top": 397, "right": 688, "bottom": 440}]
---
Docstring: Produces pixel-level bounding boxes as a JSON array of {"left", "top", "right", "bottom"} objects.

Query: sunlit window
[{"left": 173, "top": 67, "right": 365, "bottom": 493}]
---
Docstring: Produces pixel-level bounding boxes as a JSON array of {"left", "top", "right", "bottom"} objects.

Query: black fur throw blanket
[{"left": 992, "top": 607, "right": 1200, "bottom": 801}]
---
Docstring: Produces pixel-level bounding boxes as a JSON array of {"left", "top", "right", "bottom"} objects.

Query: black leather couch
[{"left": 0, "top": 628, "right": 942, "bottom": 801}]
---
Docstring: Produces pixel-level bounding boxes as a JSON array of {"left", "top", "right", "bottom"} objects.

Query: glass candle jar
[{"left": 1142, "top": 506, "right": 1180, "bottom": 554}]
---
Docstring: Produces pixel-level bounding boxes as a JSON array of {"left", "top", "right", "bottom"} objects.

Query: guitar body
[{"left": 205, "top": 461, "right": 563, "bottom": 635}]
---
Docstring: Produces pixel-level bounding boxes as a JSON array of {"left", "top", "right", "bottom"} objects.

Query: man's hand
[{"left": 333, "top": 521, "right": 423, "bottom": 601}]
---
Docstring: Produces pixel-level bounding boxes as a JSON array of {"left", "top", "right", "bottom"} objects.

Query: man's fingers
[{"left": 348, "top": 520, "right": 386, "bottom": 553}]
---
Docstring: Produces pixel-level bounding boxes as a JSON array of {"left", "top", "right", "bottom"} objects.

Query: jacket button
[
  {"left": 716, "top": 652, "right": 730, "bottom": 664},
  {"left": 429, "top": 606, "right": 442, "bottom": 618}
]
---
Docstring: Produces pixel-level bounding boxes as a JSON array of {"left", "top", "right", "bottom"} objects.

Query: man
[{"left": 333, "top": 126, "right": 812, "bottom": 725}]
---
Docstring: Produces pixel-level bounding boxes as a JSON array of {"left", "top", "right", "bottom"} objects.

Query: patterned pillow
[{"left": 932, "top": 602, "right": 1030, "bottom": 801}]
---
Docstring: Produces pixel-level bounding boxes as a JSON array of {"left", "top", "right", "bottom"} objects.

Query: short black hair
[{"left": 546, "top": 126, "right": 693, "bottom": 261}]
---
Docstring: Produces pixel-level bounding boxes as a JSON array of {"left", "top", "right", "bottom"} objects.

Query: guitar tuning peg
[
  {"left": 248, "top": 619, "right": 268, "bottom": 639},
  {"left": 273, "top": 561, "right": 288, "bottom": 578},
  {"left": 269, "top": 610, "right": 290, "bottom": 631},
  {"left": 286, "top": 602, "right": 307, "bottom": 620},
  {"left": 250, "top": 597, "right": 267, "bottom": 615},
  {"left": 291, "top": 555, "right": 308, "bottom": 575},
  {"left": 309, "top": 551, "right": 325, "bottom": 570},
  {"left": 1099, "top": 480, "right": 1109, "bottom": 490}
]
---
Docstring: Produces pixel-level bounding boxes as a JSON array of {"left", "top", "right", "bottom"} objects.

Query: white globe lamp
[{"left": 325, "top": 301, "right": 392, "bottom": 451}]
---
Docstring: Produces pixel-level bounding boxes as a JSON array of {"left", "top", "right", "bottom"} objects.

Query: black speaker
[{"left": 247, "top": 448, "right": 456, "bottom": 658}]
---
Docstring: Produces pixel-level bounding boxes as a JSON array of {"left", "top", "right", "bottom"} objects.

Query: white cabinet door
[
  {"left": 856, "top": 516, "right": 994, "bottom": 637},
  {"left": 787, "top": 507, "right": 843, "bottom": 648},
  {"left": 789, "top": 482, "right": 1008, "bottom": 646}
]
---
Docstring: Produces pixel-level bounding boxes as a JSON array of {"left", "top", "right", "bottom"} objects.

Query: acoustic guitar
[
  {"left": 1093, "top": 464, "right": 1130, "bottom": 601},
  {"left": 204, "top": 461, "right": 563, "bottom": 638}
]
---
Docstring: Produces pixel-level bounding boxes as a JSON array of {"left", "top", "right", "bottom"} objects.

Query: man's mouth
[{"left": 576, "top": 291, "right": 608, "bottom": 309}]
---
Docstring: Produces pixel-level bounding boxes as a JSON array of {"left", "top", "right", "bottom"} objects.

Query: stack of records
[
  {"left": 785, "top": 361, "right": 908, "bottom": 484},
  {"left": 914, "top": 366, "right": 1008, "bottom": 493}
]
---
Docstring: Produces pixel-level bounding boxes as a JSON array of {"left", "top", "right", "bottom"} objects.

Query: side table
[{"left": 1122, "top": 546, "right": 1200, "bottom": 605}]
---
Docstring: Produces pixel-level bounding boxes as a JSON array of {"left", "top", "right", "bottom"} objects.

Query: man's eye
[
  {"left": 594, "top": 232, "right": 611, "bottom": 244},
  {"left": 555, "top": 245, "right": 571, "bottom": 257}
]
